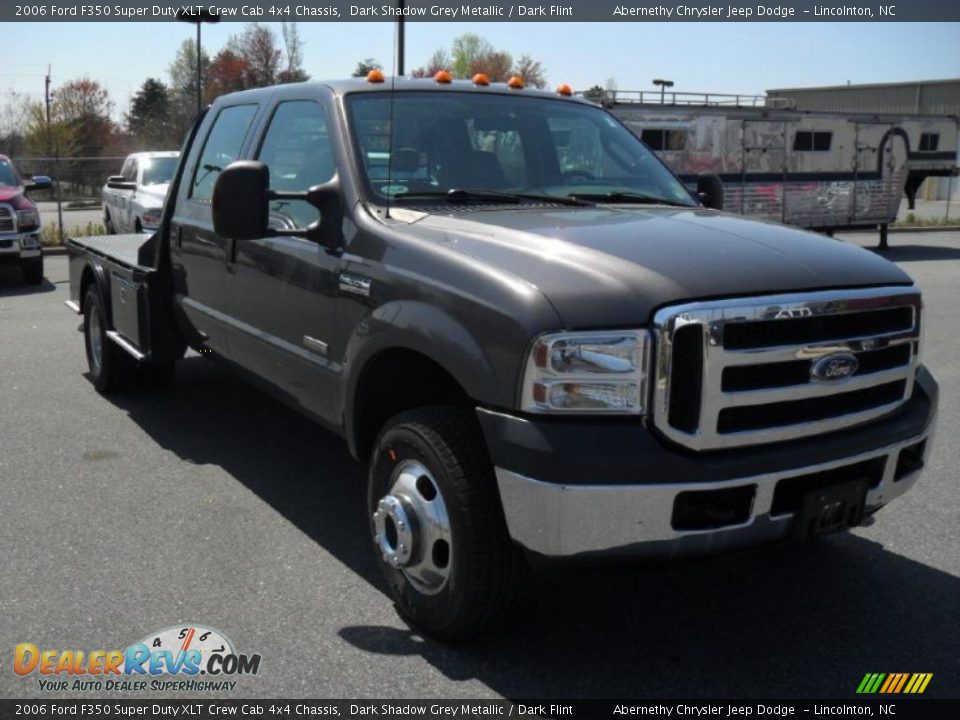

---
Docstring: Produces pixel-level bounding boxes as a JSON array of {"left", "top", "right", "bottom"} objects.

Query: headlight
[
  {"left": 16, "top": 208, "right": 39, "bottom": 229},
  {"left": 521, "top": 330, "right": 650, "bottom": 414},
  {"left": 19, "top": 235, "right": 40, "bottom": 249}
]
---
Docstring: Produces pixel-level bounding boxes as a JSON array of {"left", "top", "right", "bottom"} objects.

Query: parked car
[
  {"left": 0, "top": 154, "right": 52, "bottom": 284},
  {"left": 102, "top": 151, "right": 179, "bottom": 235},
  {"left": 67, "top": 77, "right": 937, "bottom": 641}
]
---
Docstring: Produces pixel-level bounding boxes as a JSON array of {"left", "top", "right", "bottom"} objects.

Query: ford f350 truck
[{"left": 65, "top": 76, "right": 938, "bottom": 641}]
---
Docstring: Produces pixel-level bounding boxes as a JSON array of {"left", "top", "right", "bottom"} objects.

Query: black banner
[
  {"left": 1, "top": 700, "right": 959, "bottom": 720},
  {"left": 4, "top": 0, "right": 960, "bottom": 23}
]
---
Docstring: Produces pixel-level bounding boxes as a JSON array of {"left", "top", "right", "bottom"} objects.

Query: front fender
[{"left": 341, "top": 300, "right": 514, "bottom": 455}]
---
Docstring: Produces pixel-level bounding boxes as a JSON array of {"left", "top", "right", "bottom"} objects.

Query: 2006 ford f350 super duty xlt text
[{"left": 65, "top": 76, "right": 938, "bottom": 641}]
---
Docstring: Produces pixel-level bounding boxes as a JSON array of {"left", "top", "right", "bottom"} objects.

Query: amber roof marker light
[
  {"left": 472, "top": 73, "right": 491, "bottom": 86},
  {"left": 435, "top": 70, "right": 453, "bottom": 84},
  {"left": 367, "top": 69, "right": 385, "bottom": 83},
  {"left": 507, "top": 76, "right": 525, "bottom": 90},
  {"left": 557, "top": 83, "right": 573, "bottom": 97}
]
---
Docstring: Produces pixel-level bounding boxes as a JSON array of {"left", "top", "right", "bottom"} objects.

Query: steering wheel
[{"left": 560, "top": 170, "right": 597, "bottom": 184}]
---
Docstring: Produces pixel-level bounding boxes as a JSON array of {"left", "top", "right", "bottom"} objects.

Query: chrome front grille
[
  {"left": 652, "top": 287, "right": 922, "bottom": 451},
  {"left": 0, "top": 205, "right": 15, "bottom": 233}
]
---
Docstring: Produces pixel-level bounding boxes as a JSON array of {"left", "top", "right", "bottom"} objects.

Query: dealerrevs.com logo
[{"left": 14, "top": 625, "right": 262, "bottom": 693}]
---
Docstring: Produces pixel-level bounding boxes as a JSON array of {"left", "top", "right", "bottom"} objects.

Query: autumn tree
[
  {"left": 513, "top": 55, "right": 547, "bottom": 88},
  {"left": 352, "top": 58, "right": 382, "bottom": 77},
  {"left": 410, "top": 48, "right": 451, "bottom": 77},
  {"left": 233, "top": 23, "right": 282, "bottom": 87},
  {"left": 206, "top": 49, "right": 250, "bottom": 103},
  {"left": 469, "top": 51, "right": 513, "bottom": 82}
]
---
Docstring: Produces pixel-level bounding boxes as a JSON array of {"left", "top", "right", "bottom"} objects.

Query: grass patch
[
  {"left": 41, "top": 221, "right": 107, "bottom": 247},
  {"left": 894, "top": 212, "right": 959, "bottom": 228}
]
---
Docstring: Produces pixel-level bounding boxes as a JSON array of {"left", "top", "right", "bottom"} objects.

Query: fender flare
[
  {"left": 342, "top": 300, "right": 505, "bottom": 457},
  {"left": 79, "top": 258, "right": 114, "bottom": 327}
]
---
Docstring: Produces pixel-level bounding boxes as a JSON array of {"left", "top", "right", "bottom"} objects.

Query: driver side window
[{"left": 257, "top": 100, "right": 335, "bottom": 230}]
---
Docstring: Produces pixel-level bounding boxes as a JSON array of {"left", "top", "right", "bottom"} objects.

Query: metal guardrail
[{"left": 581, "top": 90, "right": 796, "bottom": 109}]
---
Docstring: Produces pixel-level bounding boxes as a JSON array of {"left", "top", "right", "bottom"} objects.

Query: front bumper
[
  {"left": 0, "top": 232, "right": 42, "bottom": 265},
  {"left": 478, "top": 366, "right": 938, "bottom": 559}
]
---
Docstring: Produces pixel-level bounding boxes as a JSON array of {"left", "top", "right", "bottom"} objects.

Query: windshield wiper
[
  {"left": 568, "top": 191, "right": 691, "bottom": 208},
  {"left": 393, "top": 188, "right": 593, "bottom": 206}
]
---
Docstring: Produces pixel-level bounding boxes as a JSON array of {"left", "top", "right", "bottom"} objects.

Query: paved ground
[{"left": 0, "top": 232, "right": 957, "bottom": 700}]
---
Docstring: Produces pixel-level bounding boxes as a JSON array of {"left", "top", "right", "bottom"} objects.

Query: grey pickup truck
[{"left": 66, "top": 75, "right": 938, "bottom": 641}]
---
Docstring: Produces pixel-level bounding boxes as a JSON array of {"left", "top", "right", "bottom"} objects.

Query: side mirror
[
  {"left": 696, "top": 173, "right": 724, "bottom": 210},
  {"left": 107, "top": 177, "right": 137, "bottom": 191},
  {"left": 212, "top": 161, "right": 270, "bottom": 241},
  {"left": 25, "top": 175, "right": 52, "bottom": 191},
  {"left": 212, "top": 160, "right": 343, "bottom": 251}
]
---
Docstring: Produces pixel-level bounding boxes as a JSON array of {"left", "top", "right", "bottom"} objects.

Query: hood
[
  {"left": 138, "top": 184, "right": 170, "bottom": 205},
  {"left": 0, "top": 185, "right": 29, "bottom": 206},
  {"left": 398, "top": 206, "right": 911, "bottom": 327}
]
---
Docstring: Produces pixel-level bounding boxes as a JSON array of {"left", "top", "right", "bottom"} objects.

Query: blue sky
[{"left": 4, "top": 21, "right": 959, "bottom": 120}]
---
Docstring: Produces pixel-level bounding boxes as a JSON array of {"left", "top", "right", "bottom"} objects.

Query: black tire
[
  {"left": 22, "top": 257, "right": 43, "bottom": 285},
  {"left": 368, "top": 407, "right": 525, "bottom": 642},
  {"left": 82, "top": 286, "right": 137, "bottom": 393}
]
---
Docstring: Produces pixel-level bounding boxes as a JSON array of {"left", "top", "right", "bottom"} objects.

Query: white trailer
[{"left": 599, "top": 91, "right": 959, "bottom": 247}]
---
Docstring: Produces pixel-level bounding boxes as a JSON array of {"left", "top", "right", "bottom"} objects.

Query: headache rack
[{"left": 652, "top": 287, "right": 922, "bottom": 451}]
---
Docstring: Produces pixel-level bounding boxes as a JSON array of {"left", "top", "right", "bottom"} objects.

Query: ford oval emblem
[{"left": 811, "top": 352, "right": 859, "bottom": 382}]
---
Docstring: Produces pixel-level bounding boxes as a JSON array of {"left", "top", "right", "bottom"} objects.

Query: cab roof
[{"left": 214, "top": 77, "right": 593, "bottom": 105}]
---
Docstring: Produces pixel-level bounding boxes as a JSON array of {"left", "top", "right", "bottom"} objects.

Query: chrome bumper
[
  {"left": 495, "top": 428, "right": 934, "bottom": 559},
  {"left": 0, "top": 232, "right": 41, "bottom": 260}
]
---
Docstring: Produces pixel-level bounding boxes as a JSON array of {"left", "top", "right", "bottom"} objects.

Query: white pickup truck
[{"left": 102, "top": 151, "right": 179, "bottom": 235}]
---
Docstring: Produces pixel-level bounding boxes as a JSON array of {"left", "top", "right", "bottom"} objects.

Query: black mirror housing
[
  {"left": 212, "top": 161, "right": 270, "bottom": 241},
  {"left": 107, "top": 178, "right": 138, "bottom": 191},
  {"left": 697, "top": 173, "right": 724, "bottom": 210}
]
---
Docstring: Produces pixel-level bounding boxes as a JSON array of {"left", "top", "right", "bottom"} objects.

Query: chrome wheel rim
[
  {"left": 88, "top": 309, "right": 103, "bottom": 373},
  {"left": 373, "top": 459, "right": 452, "bottom": 595}
]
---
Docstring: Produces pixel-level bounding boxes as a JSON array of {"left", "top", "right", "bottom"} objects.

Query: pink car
[{"left": 0, "top": 155, "right": 52, "bottom": 284}]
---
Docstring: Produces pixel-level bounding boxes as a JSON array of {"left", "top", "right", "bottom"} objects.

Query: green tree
[
  {"left": 451, "top": 33, "right": 493, "bottom": 78},
  {"left": 352, "top": 58, "right": 382, "bottom": 77},
  {"left": 168, "top": 38, "right": 210, "bottom": 138},
  {"left": 127, "top": 78, "right": 173, "bottom": 148}
]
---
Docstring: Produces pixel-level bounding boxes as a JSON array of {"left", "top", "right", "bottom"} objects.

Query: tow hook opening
[{"left": 671, "top": 485, "right": 756, "bottom": 531}]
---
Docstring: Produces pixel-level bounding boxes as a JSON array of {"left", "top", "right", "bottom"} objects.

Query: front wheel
[{"left": 368, "top": 407, "right": 524, "bottom": 642}]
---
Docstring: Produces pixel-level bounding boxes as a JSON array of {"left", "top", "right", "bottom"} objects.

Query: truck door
[
  {"left": 222, "top": 98, "right": 342, "bottom": 424},
  {"left": 117, "top": 156, "right": 138, "bottom": 233},
  {"left": 169, "top": 103, "right": 260, "bottom": 355}
]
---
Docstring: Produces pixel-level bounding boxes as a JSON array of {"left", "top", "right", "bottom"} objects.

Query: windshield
[
  {"left": 346, "top": 91, "right": 696, "bottom": 207},
  {"left": 140, "top": 156, "right": 178, "bottom": 186},
  {"left": 0, "top": 159, "right": 21, "bottom": 187}
]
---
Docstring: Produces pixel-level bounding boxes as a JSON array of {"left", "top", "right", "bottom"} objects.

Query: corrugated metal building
[
  {"left": 767, "top": 80, "right": 960, "bottom": 204},
  {"left": 766, "top": 79, "right": 960, "bottom": 117}
]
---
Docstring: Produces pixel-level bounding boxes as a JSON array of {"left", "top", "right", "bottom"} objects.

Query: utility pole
[
  {"left": 45, "top": 65, "right": 64, "bottom": 243},
  {"left": 176, "top": 8, "right": 220, "bottom": 117},
  {"left": 397, "top": 1, "right": 406, "bottom": 76}
]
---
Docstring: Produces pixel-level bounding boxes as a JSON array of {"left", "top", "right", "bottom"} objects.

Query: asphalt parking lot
[{"left": 1, "top": 231, "right": 957, "bottom": 700}]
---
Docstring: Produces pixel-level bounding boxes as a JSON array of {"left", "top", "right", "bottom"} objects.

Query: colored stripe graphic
[{"left": 859, "top": 673, "right": 932, "bottom": 694}]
